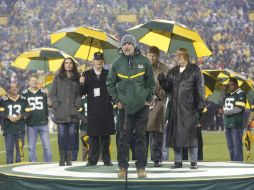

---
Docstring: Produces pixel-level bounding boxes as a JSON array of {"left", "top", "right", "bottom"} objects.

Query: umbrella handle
[{"left": 85, "top": 38, "right": 93, "bottom": 67}]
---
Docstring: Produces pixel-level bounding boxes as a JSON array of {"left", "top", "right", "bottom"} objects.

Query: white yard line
[{"left": 0, "top": 138, "right": 57, "bottom": 154}]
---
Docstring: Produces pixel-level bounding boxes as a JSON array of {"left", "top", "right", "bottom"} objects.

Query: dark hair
[
  {"left": 148, "top": 46, "right": 160, "bottom": 56},
  {"left": 59, "top": 57, "right": 79, "bottom": 80},
  {"left": 229, "top": 77, "right": 238, "bottom": 86}
]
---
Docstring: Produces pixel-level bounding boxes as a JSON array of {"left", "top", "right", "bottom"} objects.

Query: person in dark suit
[{"left": 80, "top": 52, "right": 115, "bottom": 166}]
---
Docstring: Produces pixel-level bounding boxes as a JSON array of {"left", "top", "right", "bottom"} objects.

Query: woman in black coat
[
  {"left": 50, "top": 57, "right": 81, "bottom": 166},
  {"left": 80, "top": 52, "right": 115, "bottom": 166},
  {"left": 158, "top": 48, "right": 205, "bottom": 169}
]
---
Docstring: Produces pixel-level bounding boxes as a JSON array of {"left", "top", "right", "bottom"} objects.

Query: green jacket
[{"left": 107, "top": 49, "right": 155, "bottom": 115}]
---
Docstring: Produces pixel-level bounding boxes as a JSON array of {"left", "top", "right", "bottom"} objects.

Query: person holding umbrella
[
  {"left": 49, "top": 57, "right": 81, "bottom": 166},
  {"left": 158, "top": 48, "right": 205, "bottom": 169},
  {"left": 107, "top": 34, "right": 155, "bottom": 178},
  {"left": 79, "top": 52, "right": 115, "bottom": 166}
]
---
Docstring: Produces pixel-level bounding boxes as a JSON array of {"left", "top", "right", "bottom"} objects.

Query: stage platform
[{"left": 0, "top": 161, "right": 254, "bottom": 190}]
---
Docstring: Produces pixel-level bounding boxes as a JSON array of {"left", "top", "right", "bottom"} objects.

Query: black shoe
[
  {"left": 171, "top": 162, "right": 182, "bottom": 169},
  {"left": 104, "top": 162, "right": 113, "bottom": 166},
  {"left": 59, "top": 161, "right": 65, "bottom": 166},
  {"left": 190, "top": 162, "right": 198, "bottom": 169},
  {"left": 86, "top": 162, "right": 97, "bottom": 166},
  {"left": 154, "top": 162, "right": 162, "bottom": 167}
]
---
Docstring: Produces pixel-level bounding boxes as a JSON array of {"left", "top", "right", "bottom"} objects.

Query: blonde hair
[{"left": 176, "top": 48, "right": 189, "bottom": 60}]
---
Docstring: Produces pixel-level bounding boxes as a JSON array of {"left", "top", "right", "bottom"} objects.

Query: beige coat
[{"left": 147, "top": 61, "right": 169, "bottom": 133}]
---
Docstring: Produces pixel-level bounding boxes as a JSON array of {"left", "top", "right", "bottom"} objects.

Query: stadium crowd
[
  {"left": 0, "top": 0, "right": 254, "bottom": 91},
  {"left": 0, "top": 1, "right": 253, "bottom": 178}
]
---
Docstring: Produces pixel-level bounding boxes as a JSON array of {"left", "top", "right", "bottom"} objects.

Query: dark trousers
[
  {"left": 117, "top": 106, "right": 149, "bottom": 169},
  {"left": 145, "top": 131, "right": 163, "bottom": 163},
  {"left": 88, "top": 135, "right": 111, "bottom": 164},
  {"left": 5, "top": 134, "right": 25, "bottom": 164},
  {"left": 57, "top": 123, "right": 76, "bottom": 152},
  {"left": 116, "top": 126, "right": 136, "bottom": 160},
  {"left": 225, "top": 128, "right": 243, "bottom": 161},
  {"left": 182, "top": 127, "right": 203, "bottom": 161}
]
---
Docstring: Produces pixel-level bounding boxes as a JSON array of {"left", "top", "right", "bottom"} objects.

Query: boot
[
  {"left": 59, "top": 151, "right": 65, "bottom": 166},
  {"left": 190, "top": 162, "right": 198, "bottom": 169},
  {"left": 171, "top": 162, "right": 182, "bottom": 169},
  {"left": 118, "top": 168, "right": 127, "bottom": 178},
  {"left": 137, "top": 168, "right": 147, "bottom": 178},
  {"left": 66, "top": 151, "right": 72, "bottom": 166}
]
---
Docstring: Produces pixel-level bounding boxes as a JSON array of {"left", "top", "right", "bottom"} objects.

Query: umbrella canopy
[
  {"left": 51, "top": 26, "right": 120, "bottom": 64},
  {"left": 127, "top": 19, "right": 212, "bottom": 58},
  {"left": 11, "top": 47, "right": 78, "bottom": 72},
  {"left": 205, "top": 69, "right": 254, "bottom": 108},
  {"left": 202, "top": 71, "right": 217, "bottom": 98}
]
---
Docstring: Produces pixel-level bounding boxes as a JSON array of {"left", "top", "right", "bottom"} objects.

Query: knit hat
[{"left": 121, "top": 34, "right": 137, "bottom": 48}]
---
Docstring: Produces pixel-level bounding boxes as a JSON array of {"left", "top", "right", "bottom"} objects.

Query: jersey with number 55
[
  {"left": 22, "top": 88, "right": 48, "bottom": 127},
  {"left": 223, "top": 89, "right": 246, "bottom": 128}
]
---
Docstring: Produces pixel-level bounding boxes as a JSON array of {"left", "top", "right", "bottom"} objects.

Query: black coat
[
  {"left": 50, "top": 73, "right": 81, "bottom": 124},
  {"left": 80, "top": 68, "right": 115, "bottom": 136},
  {"left": 160, "top": 63, "right": 205, "bottom": 147}
]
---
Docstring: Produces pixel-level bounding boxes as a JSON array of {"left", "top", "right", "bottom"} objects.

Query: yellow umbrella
[
  {"left": 11, "top": 47, "right": 78, "bottom": 72},
  {"left": 41, "top": 73, "right": 55, "bottom": 90},
  {"left": 51, "top": 26, "right": 120, "bottom": 64},
  {"left": 127, "top": 19, "right": 212, "bottom": 58},
  {"left": 205, "top": 69, "right": 254, "bottom": 108},
  {"left": 202, "top": 71, "right": 217, "bottom": 98}
]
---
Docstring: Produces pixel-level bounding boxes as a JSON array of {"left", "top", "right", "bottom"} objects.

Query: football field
[{"left": 0, "top": 131, "right": 253, "bottom": 165}]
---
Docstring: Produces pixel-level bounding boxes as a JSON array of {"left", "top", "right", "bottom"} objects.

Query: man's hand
[
  {"left": 117, "top": 102, "right": 123, "bottom": 110},
  {"left": 144, "top": 101, "right": 151, "bottom": 106},
  {"left": 80, "top": 75, "right": 85, "bottom": 85},
  {"left": 8, "top": 115, "right": 17, "bottom": 122},
  {"left": 157, "top": 72, "right": 166, "bottom": 82},
  {"left": 15, "top": 115, "right": 22, "bottom": 121},
  {"left": 218, "top": 108, "right": 224, "bottom": 114}
]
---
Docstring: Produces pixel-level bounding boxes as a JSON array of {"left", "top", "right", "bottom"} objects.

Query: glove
[{"left": 157, "top": 72, "right": 166, "bottom": 82}]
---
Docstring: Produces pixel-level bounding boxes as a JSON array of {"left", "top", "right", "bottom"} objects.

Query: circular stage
[{"left": 0, "top": 161, "right": 254, "bottom": 190}]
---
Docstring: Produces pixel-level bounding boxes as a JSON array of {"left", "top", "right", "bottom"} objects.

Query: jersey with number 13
[{"left": 0, "top": 95, "right": 29, "bottom": 136}]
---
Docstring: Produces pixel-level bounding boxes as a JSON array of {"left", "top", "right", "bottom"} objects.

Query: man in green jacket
[{"left": 107, "top": 34, "right": 155, "bottom": 178}]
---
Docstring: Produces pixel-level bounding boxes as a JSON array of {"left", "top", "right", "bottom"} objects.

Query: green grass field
[{"left": 0, "top": 131, "right": 253, "bottom": 165}]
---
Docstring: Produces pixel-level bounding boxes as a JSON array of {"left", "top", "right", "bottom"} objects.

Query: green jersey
[
  {"left": 80, "top": 95, "right": 88, "bottom": 131},
  {"left": 223, "top": 88, "right": 246, "bottom": 128},
  {"left": 22, "top": 88, "right": 48, "bottom": 127},
  {"left": 0, "top": 95, "right": 30, "bottom": 136}
]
